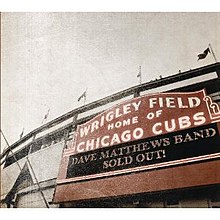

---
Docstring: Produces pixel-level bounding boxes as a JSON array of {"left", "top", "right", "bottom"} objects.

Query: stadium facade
[{"left": 1, "top": 62, "right": 220, "bottom": 208}]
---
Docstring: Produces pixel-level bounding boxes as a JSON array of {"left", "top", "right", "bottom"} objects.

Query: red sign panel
[
  {"left": 55, "top": 90, "right": 220, "bottom": 185},
  {"left": 65, "top": 89, "right": 220, "bottom": 156}
]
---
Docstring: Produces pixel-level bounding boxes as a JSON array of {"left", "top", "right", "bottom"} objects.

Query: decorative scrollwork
[{"left": 204, "top": 96, "right": 220, "bottom": 121}]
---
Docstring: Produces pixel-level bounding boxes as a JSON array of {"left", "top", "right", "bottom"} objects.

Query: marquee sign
[{"left": 57, "top": 90, "right": 220, "bottom": 184}]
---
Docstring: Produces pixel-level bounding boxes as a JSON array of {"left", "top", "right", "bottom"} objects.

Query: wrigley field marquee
[{"left": 56, "top": 89, "right": 220, "bottom": 183}]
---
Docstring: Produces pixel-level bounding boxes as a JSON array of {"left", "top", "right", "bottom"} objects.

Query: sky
[{"left": 1, "top": 12, "right": 220, "bottom": 150}]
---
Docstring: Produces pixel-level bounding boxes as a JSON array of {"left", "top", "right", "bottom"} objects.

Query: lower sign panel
[{"left": 66, "top": 123, "right": 220, "bottom": 182}]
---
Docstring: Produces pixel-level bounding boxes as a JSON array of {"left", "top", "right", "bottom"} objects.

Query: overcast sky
[{"left": 1, "top": 12, "right": 220, "bottom": 149}]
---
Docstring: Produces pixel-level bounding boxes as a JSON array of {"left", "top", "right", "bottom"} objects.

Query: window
[
  {"left": 210, "top": 198, "right": 220, "bottom": 208},
  {"left": 30, "top": 142, "right": 42, "bottom": 154},
  {"left": 4, "top": 145, "right": 30, "bottom": 168},
  {"left": 165, "top": 199, "right": 180, "bottom": 208}
]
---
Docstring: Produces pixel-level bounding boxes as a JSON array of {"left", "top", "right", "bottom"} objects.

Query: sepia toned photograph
[{"left": 1, "top": 12, "right": 220, "bottom": 208}]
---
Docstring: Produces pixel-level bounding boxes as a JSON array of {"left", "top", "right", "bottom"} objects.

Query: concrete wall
[
  {"left": 16, "top": 188, "right": 58, "bottom": 208},
  {"left": 1, "top": 141, "right": 65, "bottom": 205}
]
